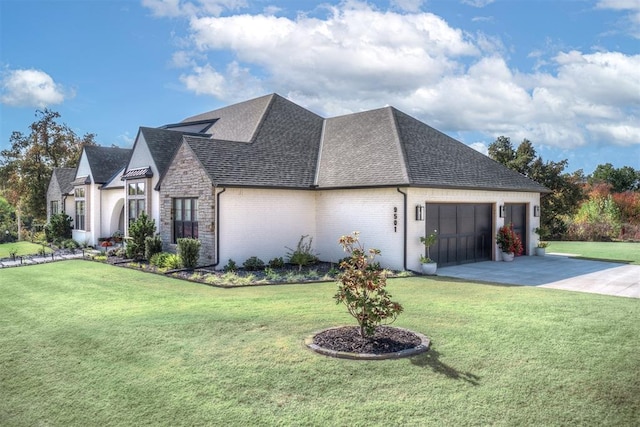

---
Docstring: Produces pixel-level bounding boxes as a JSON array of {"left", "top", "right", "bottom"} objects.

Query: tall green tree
[
  {"left": 488, "top": 136, "right": 585, "bottom": 239},
  {"left": 0, "top": 109, "right": 96, "bottom": 223},
  {"left": 589, "top": 163, "right": 639, "bottom": 193}
]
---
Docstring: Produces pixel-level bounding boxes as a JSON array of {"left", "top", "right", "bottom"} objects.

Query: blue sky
[{"left": 1, "top": 0, "right": 639, "bottom": 175}]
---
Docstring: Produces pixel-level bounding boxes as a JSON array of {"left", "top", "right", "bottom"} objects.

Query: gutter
[
  {"left": 396, "top": 187, "right": 408, "bottom": 271},
  {"left": 198, "top": 187, "right": 226, "bottom": 269}
]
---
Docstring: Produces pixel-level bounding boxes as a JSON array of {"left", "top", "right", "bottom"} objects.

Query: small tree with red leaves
[{"left": 334, "top": 232, "right": 403, "bottom": 338}]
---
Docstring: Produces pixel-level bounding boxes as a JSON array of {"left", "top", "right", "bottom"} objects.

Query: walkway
[
  {"left": 0, "top": 250, "right": 89, "bottom": 268},
  {"left": 437, "top": 254, "right": 640, "bottom": 299}
]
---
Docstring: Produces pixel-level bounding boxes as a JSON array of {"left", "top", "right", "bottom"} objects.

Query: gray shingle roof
[
  {"left": 164, "top": 94, "right": 548, "bottom": 193},
  {"left": 394, "top": 109, "right": 549, "bottom": 192},
  {"left": 317, "top": 106, "right": 548, "bottom": 192},
  {"left": 317, "top": 107, "right": 408, "bottom": 187},
  {"left": 180, "top": 94, "right": 273, "bottom": 143},
  {"left": 184, "top": 94, "right": 324, "bottom": 188},
  {"left": 136, "top": 127, "right": 188, "bottom": 178},
  {"left": 51, "top": 167, "right": 77, "bottom": 194},
  {"left": 84, "top": 146, "right": 132, "bottom": 184}
]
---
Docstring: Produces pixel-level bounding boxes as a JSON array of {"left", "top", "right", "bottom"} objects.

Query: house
[
  {"left": 47, "top": 93, "right": 548, "bottom": 271},
  {"left": 46, "top": 167, "right": 76, "bottom": 222},
  {"left": 158, "top": 94, "right": 548, "bottom": 271},
  {"left": 70, "top": 146, "right": 131, "bottom": 246}
]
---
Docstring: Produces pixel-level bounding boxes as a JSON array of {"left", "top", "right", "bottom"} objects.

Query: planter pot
[
  {"left": 535, "top": 247, "right": 546, "bottom": 256},
  {"left": 502, "top": 252, "right": 515, "bottom": 262},
  {"left": 421, "top": 262, "right": 438, "bottom": 275}
]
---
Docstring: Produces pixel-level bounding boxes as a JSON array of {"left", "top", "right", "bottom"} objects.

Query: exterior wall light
[
  {"left": 415, "top": 204, "right": 424, "bottom": 221},
  {"left": 499, "top": 205, "right": 505, "bottom": 218},
  {"left": 534, "top": 205, "right": 540, "bottom": 217}
]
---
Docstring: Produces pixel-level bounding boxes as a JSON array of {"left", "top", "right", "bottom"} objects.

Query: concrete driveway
[{"left": 437, "top": 254, "right": 640, "bottom": 298}]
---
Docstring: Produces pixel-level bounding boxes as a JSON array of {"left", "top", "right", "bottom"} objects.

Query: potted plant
[
  {"left": 535, "top": 241, "right": 549, "bottom": 256},
  {"left": 496, "top": 223, "right": 523, "bottom": 261},
  {"left": 419, "top": 230, "right": 438, "bottom": 275},
  {"left": 112, "top": 230, "right": 123, "bottom": 243}
]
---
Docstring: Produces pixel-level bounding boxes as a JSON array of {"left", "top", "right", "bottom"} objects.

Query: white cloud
[
  {"left": 0, "top": 68, "right": 68, "bottom": 108},
  {"left": 390, "top": 0, "right": 424, "bottom": 12},
  {"left": 596, "top": 0, "right": 640, "bottom": 38},
  {"left": 150, "top": 1, "right": 639, "bottom": 150},
  {"left": 461, "top": 0, "right": 495, "bottom": 8},
  {"left": 469, "top": 142, "right": 489, "bottom": 155},
  {"left": 142, "top": 0, "right": 247, "bottom": 18},
  {"left": 179, "top": 62, "right": 263, "bottom": 101}
]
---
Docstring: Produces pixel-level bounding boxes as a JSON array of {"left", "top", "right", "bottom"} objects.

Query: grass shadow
[{"left": 410, "top": 347, "right": 480, "bottom": 386}]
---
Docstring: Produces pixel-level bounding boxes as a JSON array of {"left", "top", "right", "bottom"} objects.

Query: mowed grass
[
  {"left": 548, "top": 241, "right": 640, "bottom": 265},
  {"left": 1, "top": 261, "right": 638, "bottom": 426},
  {"left": 0, "top": 241, "right": 52, "bottom": 258}
]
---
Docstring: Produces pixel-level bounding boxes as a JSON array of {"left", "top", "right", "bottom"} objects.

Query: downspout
[
  {"left": 198, "top": 186, "right": 226, "bottom": 269},
  {"left": 396, "top": 187, "right": 408, "bottom": 271}
]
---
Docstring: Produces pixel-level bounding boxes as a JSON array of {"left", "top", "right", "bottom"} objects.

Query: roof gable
[
  {"left": 135, "top": 127, "right": 188, "bottom": 178},
  {"left": 50, "top": 167, "right": 76, "bottom": 194},
  {"left": 83, "top": 146, "right": 132, "bottom": 184}
]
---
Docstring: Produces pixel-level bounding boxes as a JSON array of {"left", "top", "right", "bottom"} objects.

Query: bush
[
  {"left": 177, "top": 238, "right": 201, "bottom": 269},
  {"left": 223, "top": 259, "right": 237, "bottom": 272},
  {"left": 243, "top": 256, "right": 265, "bottom": 271},
  {"left": 126, "top": 212, "right": 156, "bottom": 260},
  {"left": 44, "top": 213, "right": 73, "bottom": 244},
  {"left": 286, "top": 235, "right": 319, "bottom": 271},
  {"left": 145, "top": 235, "right": 163, "bottom": 260},
  {"left": 334, "top": 232, "right": 403, "bottom": 338},
  {"left": 268, "top": 257, "right": 285, "bottom": 269},
  {"left": 149, "top": 252, "right": 182, "bottom": 269}
]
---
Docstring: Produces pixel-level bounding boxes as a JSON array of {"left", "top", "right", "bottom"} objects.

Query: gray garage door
[
  {"left": 425, "top": 203, "right": 493, "bottom": 266},
  {"left": 505, "top": 203, "right": 528, "bottom": 255}
]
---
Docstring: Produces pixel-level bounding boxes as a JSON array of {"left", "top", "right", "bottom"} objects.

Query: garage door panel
[{"left": 425, "top": 203, "right": 493, "bottom": 267}]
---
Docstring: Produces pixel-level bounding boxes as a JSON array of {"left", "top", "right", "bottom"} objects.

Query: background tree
[
  {"left": 0, "top": 195, "right": 17, "bottom": 242},
  {"left": 488, "top": 136, "right": 585, "bottom": 239},
  {"left": 589, "top": 163, "right": 639, "bottom": 193},
  {"left": 0, "top": 109, "right": 96, "bottom": 225}
]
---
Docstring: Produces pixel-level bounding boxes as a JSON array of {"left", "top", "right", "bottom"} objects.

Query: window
[
  {"left": 75, "top": 200, "right": 85, "bottom": 231},
  {"left": 51, "top": 200, "right": 59, "bottom": 216},
  {"left": 173, "top": 198, "right": 198, "bottom": 242},
  {"left": 74, "top": 186, "right": 86, "bottom": 230},
  {"left": 127, "top": 181, "right": 146, "bottom": 225}
]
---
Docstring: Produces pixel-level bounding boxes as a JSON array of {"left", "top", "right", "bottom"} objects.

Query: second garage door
[{"left": 425, "top": 203, "right": 493, "bottom": 266}]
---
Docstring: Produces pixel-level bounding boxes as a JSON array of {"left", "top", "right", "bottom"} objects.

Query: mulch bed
[{"left": 313, "top": 325, "right": 422, "bottom": 354}]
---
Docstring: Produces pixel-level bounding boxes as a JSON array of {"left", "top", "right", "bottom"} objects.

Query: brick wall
[{"left": 160, "top": 143, "right": 216, "bottom": 266}]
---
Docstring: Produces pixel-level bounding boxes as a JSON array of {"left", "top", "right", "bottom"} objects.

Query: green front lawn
[
  {"left": 548, "top": 241, "right": 640, "bottom": 265},
  {"left": 1, "top": 261, "right": 638, "bottom": 426},
  {"left": 0, "top": 241, "right": 52, "bottom": 258}
]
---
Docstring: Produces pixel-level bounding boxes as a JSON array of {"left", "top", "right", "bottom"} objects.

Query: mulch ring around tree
[{"left": 305, "top": 326, "right": 430, "bottom": 360}]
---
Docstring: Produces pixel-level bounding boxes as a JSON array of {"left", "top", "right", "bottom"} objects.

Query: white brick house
[
  {"left": 48, "top": 93, "right": 548, "bottom": 270},
  {"left": 157, "top": 94, "right": 548, "bottom": 270}
]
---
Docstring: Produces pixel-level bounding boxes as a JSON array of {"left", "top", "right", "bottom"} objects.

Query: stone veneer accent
[{"left": 160, "top": 142, "right": 216, "bottom": 266}]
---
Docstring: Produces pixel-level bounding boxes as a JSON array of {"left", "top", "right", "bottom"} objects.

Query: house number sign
[{"left": 393, "top": 207, "right": 398, "bottom": 232}]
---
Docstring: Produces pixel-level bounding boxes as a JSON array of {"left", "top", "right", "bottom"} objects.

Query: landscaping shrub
[
  {"left": 149, "top": 252, "right": 182, "bottom": 269},
  {"left": 334, "top": 232, "right": 403, "bottom": 338},
  {"left": 286, "top": 235, "right": 319, "bottom": 271},
  {"left": 126, "top": 212, "right": 156, "bottom": 260},
  {"left": 145, "top": 235, "right": 163, "bottom": 260},
  {"left": 177, "top": 238, "right": 201, "bottom": 269},
  {"left": 243, "top": 256, "right": 265, "bottom": 271},
  {"left": 223, "top": 259, "right": 237, "bottom": 272},
  {"left": 44, "top": 213, "right": 73, "bottom": 244},
  {"left": 268, "top": 257, "right": 285, "bottom": 269}
]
